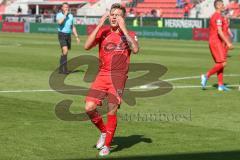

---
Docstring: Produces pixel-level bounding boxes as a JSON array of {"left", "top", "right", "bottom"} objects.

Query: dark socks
[{"left": 59, "top": 55, "right": 68, "bottom": 73}]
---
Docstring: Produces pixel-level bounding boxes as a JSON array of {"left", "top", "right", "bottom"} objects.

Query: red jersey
[
  {"left": 209, "top": 12, "right": 223, "bottom": 42},
  {"left": 94, "top": 26, "right": 137, "bottom": 76}
]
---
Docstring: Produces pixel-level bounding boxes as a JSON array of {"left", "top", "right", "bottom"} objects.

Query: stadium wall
[
  {"left": 70, "top": 17, "right": 206, "bottom": 28},
  {"left": 128, "top": 27, "right": 193, "bottom": 40},
  {"left": 2, "top": 15, "right": 240, "bottom": 29},
  {"left": 28, "top": 23, "right": 193, "bottom": 40},
  {"left": 0, "top": 22, "right": 240, "bottom": 42},
  {"left": 29, "top": 23, "right": 86, "bottom": 35}
]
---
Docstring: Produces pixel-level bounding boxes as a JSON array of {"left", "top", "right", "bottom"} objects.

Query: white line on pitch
[
  {"left": 0, "top": 89, "right": 87, "bottom": 93},
  {"left": 130, "top": 84, "right": 239, "bottom": 90},
  {"left": 0, "top": 74, "right": 239, "bottom": 93},
  {"left": 164, "top": 74, "right": 240, "bottom": 82},
  {"left": 0, "top": 84, "right": 239, "bottom": 93}
]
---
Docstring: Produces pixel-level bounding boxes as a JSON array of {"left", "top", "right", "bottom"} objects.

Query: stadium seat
[
  {"left": 0, "top": 4, "right": 6, "bottom": 14},
  {"left": 127, "top": 0, "right": 185, "bottom": 18},
  {"left": 47, "top": 0, "right": 98, "bottom": 2}
]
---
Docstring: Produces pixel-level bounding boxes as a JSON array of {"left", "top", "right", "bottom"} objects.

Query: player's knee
[
  {"left": 108, "top": 110, "right": 118, "bottom": 115},
  {"left": 108, "top": 103, "right": 118, "bottom": 115},
  {"left": 62, "top": 47, "right": 68, "bottom": 55},
  {"left": 62, "top": 50, "right": 68, "bottom": 55},
  {"left": 222, "top": 62, "right": 227, "bottom": 67},
  {"left": 85, "top": 101, "right": 97, "bottom": 112}
]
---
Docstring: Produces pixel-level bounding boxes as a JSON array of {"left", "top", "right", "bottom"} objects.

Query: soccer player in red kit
[
  {"left": 222, "top": 12, "right": 233, "bottom": 56},
  {"left": 201, "top": 0, "right": 233, "bottom": 91},
  {"left": 84, "top": 3, "right": 139, "bottom": 156}
]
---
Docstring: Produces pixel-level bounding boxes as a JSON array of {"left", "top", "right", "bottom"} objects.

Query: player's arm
[
  {"left": 57, "top": 12, "right": 68, "bottom": 25},
  {"left": 228, "top": 28, "right": 233, "bottom": 40},
  {"left": 217, "top": 26, "right": 233, "bottom": 49},
  {"left": 84, "top": 12, "right": 108, "bottom": 50},
  {"left": 72, "top": 25, "right": 80, "bottom": 44},
  {"left": 117, "top": 16, "right": 139, "bottom": 54}
]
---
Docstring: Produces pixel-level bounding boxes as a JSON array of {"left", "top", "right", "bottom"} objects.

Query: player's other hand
[
  {"left": 227, "top": 43, "right": 234, "bottom": 50},
  {"left": 76, "top": 37, "right": 80, "bottom": 45},
  {"left": 116, "top": 16, "right": 127, "bottom": 32},
  {"left": 99, "top": 12, "right": 109, "bottom": 27}
]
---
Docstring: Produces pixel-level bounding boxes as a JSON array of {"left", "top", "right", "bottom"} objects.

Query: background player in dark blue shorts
[{"left": 56, "top": 2, "right": 80, "bottom": 74}]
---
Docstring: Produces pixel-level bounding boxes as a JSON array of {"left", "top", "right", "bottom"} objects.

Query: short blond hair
[{"left": 110, "top": 3, "right": 126, "bottom": 16}]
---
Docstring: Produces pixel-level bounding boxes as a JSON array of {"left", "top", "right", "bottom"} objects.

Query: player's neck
[
  {"left": 111, "top": 27, "right": 120, "bottom": 33},
  {"left": 215, "top": 9, "right": 221, "bottom": 13}
]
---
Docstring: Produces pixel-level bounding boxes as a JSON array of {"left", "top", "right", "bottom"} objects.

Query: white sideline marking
[
  {"left": 134, "top": 74, "right": 240, "bottom": 90},
  {"left": 164, "top": 74, "right": 240, "bottom": 82},
  {"left": 0, "top": 89, "right": 87, "bottom": 93},
  {"left": 130, "top": 84, "right": 239, "bottom": 90},
  {"left": 0, "top": 74, "right": 239, "bottom": 93}
]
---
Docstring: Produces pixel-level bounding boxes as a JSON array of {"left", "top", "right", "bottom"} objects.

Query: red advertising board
[
  {"left": 2, "top": 22, "right": 24, "bottom": 32},
  {"left": 193, "top": 28, "right": 209, "bottom": 41}
]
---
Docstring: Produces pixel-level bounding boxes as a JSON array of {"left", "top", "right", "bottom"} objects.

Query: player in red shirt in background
[
  {"left": 222, "top": 11, "right": 233, "bottom": 57},
  {"left": 201, "top": 0, "right": 233, "bottom": 91},
  {"left": 84, "top": 3, "right": 139, "bottom": 156}
]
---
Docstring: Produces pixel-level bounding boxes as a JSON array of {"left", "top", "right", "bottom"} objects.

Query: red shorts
[
  {"left": 85, "top": 74, "right": 127, "bottom": 105},
  {"left": 209, "top": 42, "right": 226, "bottom": 63}
]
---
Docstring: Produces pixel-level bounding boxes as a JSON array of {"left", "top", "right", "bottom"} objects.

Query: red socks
[
  {"left": 105, "top": 114, "right": 117, "bottom": 147},
  {"left": 87, "top": 111, "right": 118, "bottom": 147},
  {"left": 217, "top": 67, "right": 224, "bottom": 86},
  {"left": 87, "top": 110, "right": 106, "bottom": 133},
  {"left": 207, "top": 63, "right": 223, "bottom": 78}
]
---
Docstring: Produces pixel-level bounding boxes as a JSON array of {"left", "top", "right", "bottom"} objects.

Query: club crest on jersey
[{"left": 104, "top": 42, "right": 129, "bottom": 53}]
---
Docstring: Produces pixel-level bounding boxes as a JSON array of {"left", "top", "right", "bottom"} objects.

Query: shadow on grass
[
  {"left": 111, "top": 135, "right": 152, "bottom": 153},
  {"left": 52, "top": 136, "right": 240, "bottom": 160},
  {"left": 213, "top": 83, "right": 235, "bottom": 89},
  {"left": 55, "top": 150, "right": 240, "bottom": 160}
]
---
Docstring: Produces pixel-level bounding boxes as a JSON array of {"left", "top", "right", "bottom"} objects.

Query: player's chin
[{"left": 110, "top": 22, "right": 118, "bottom": 27}]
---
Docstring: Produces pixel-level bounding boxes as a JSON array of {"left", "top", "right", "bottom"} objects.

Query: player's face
[
  {"left": 109, "top": 8, "right": 124, "bottom": 27},
  {"left": 62, "top": 4, "right": 69, "bottom": 13},
  {"left": 217, "top": 2, "right": 225, "bottom": 11}
]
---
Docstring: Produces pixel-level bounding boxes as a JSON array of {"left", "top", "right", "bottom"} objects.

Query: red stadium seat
[
  {"left": 47, "top": 0, "right": 98, "bottom": 3},
  {"left": 0, "top": 4, "right": 6, "bottom": 14},
  {"left": 126, "top": 0, "right": 185, "bottom": 18}
]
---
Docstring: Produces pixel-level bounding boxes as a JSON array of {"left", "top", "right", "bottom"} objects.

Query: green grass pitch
[{"left": 0, "top": 32, "right": 240, "bottom": 160}]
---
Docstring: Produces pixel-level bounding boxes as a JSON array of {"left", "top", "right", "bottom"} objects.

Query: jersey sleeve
[
  {"left": 215, "top": 14, "right": 223, "bottom": 27},
  {"left": 95, "top": 28, "right": 102, "bottom": 43},
  {"left": 93, "top": 26, "right": 106, "bottom": 45},
  {"left": 129, "top": 31, "right": 138, "bottom": 43}
]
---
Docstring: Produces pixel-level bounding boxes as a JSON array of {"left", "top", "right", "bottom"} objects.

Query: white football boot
[
  {"left": 96, "top": 133, "right": 106, "bottom": 149},
  {"left": 99, "top": 146, "right": 110, "bottom": 156}
]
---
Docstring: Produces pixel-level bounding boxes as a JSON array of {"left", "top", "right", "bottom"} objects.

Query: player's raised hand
[
  {"left": 116, "top": 16, "right": 127, "bottom": 33},
  {"left": 99, "top": 12, "right": 109, "bottom": 27}
]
